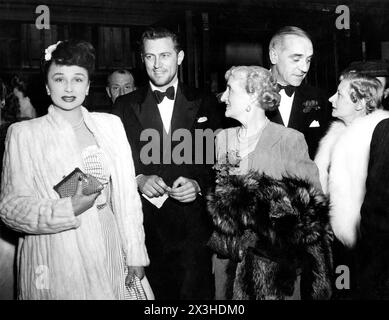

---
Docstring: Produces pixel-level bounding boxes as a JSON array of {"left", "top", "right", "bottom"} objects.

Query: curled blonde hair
[
  {"left": 341, "top": 71, "right": 383, "bottom": 114},
  {"left": 225, "top": 66, "right": 280, "bottom": 111}
]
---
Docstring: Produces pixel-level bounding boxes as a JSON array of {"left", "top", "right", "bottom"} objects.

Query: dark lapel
[
  {"left": 266, "top": 108, "right": 285, "bottom": 126},
  {"left": 170, "top": 83, "right": 200, "bottom": 132},
  {"left": 288, "top": 86, "right": 307, "bottom": 130},
  {"left": 135, "top": 85, "right": 165, "bottom": 135}
]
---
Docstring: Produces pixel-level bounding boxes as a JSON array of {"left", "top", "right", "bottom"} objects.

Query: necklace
[
  {"left": 237, "top": 117, "right": 269, "bottom": 141},
  {"left": 72, "top": 118, "right": 84, "bottom": 130}
]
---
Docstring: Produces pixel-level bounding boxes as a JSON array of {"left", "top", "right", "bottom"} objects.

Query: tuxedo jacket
[
  {"left": 357, "top": 118, "right": 389, "bottom": 298},
  {"left": 266, "top": 84, "right": 332, "bottom": 159},
  {"left": 360, "top": 118, "right": 389, "bottom": 237},
  {"left": 113, "top": 83, "right": 223, "bottom": 248}
]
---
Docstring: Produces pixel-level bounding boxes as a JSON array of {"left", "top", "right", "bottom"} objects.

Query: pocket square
[
  {"left": 309, "top": 120, "right": 320, "bottom": 128},
  {"left": 197, "top": 116, "right": 208, "bottom": 123}
]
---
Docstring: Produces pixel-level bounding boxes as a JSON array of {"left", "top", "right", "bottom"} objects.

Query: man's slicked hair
[
  {"left": 107, "top": 69, "right": 134, "bottom": 86},
  {"left": 269, "top": 26, "right": 312, "bottom": 52},
  {"left": 140, "top": 27, "right": 182, "bottom": 54}
]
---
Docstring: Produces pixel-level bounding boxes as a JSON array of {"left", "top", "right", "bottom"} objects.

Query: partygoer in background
[
  {"left": 0, "top": 40, "right": 151, "bottom": 299},
  {"left": 0, "top": 77, "right": 17, "bottom": 300},
  {"left": 114, "top": 27, "right": 223, "bottom": 299},
  {"left": 10, "top": 74, "right": 37, "bottom": 119},
  {"left": 358, "top": 118, "right": 389, "bottom": 299},
  {"left": 210, "top": 66, "right": 329, "bottom": 300},
  {"left": 106, "top": 69, "right": 136, "bottom": 104},
  {"left": 342, "top": 60, "right": 389, "bottom": 110},
  {"left": 314, "top": 71, "right": 389, "bottom": 297},
  {"left": 267, "top": 26, "right": 331, "bottom": 159}
]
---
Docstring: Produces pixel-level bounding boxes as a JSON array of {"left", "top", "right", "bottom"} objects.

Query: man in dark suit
[
  {"left": 267, "top": 26, "right": 331, "bottom": 158},
  {"left": 357, "top": 118, "right": 389, "bottom": 299},
  {"left": 113, "top": 27, "right": 222, "bottom": 299}
]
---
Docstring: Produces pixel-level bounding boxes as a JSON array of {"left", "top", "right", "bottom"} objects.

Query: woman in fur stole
[
  {"left": 208, "top": 66, "right": 331, "bottom": 299},
  {"left": 314, "top": 71, "right": 389, "bottom": 298}
]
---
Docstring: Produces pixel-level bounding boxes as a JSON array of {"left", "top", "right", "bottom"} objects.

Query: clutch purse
[
  {"left": 125, "top": 275, "right": 147, "bottom": 300},
  {"left": 53, "top": 167, "right": 104, "bottom": 198}
]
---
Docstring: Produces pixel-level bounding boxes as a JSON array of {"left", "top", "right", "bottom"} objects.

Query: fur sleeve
[
  {"left": 0, "top": 124, "right": 80, "bottom": 234},
  {"left": 328, "top": 111, "right": 389, "bottom": 247},
  {"left": 314, "top": 121, "right": 346, "bottom": 194}
]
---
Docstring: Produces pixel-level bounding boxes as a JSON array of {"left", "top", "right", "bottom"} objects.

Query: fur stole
[
  {"left": 315, "top": 110, "right": 389, "bottom": 247},
  {"left": 207, "top": 172, "right": 333, "bottom": 299}
]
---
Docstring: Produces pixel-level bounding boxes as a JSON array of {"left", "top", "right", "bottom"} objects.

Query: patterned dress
[{"left": 82, "top": 145, "right": 131, "bottom": 299}]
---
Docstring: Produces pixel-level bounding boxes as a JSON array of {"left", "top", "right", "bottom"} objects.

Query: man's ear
[
  {"left": 384, "top": 88, "right": 389, "bottom": 99},
  {"left": 269, "top": 47, "right": 278, "bottom": 65},
  {"left": 177, "top": 50, "right": 185, "bottom": 66},
  {"left": 86, "top": 82, "right": 90, "bottom": 96},
  {"left": 105, "top": 87, "right": 111, "bottom": 98}
]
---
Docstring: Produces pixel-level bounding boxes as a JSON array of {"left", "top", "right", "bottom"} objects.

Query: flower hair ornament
[{"left": 44, "top": 41, "right": 62, "bottom": 61}]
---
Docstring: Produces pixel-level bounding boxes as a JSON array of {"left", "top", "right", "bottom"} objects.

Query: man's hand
[
  {"left": 169, "top": 176, "right": 200, "bottom": 203},
  {"left": 126, "top": 266, "right": 145, "bottom": 284},
  {"left": 136, "top": 174, "right": 171, "bottom": 198}
]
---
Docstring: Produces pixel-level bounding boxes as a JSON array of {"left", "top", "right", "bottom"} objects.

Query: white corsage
[{"left": 44, "top": 41, "right": 62, "bottom": 61}]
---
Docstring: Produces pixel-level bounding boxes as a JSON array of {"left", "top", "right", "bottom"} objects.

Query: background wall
[{"left": 0, "top": 0, "right": 388, "bottom": 113}]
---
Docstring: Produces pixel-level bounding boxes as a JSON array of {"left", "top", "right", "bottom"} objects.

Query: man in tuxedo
[
  {"left": 267, "top": 26, "right": 331, "bottom": 158},
  {"left": 357, "top": 118, "right": 389, "bottom": 299},
  {"left": 113, "top": 27, "right": 222, "bottom": 299}
]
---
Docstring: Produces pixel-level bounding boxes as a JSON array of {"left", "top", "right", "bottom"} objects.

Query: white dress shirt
[
  {"left": 278, "top": 89, "right": 295, "bottom": 127},
  {"left": 150, "top": 80, "right": 178, "bottom": 133}
]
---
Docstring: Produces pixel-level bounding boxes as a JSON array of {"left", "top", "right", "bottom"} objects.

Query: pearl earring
[{"left": 245, "top": 105, "right": 251, "bottom": 112}]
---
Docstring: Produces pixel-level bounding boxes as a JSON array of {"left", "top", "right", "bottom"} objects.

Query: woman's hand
[
  {"left": 71, "top": 178, "right": 101, "bottom": 216},
  {"left": 126, "top": 266, "right": 145, "bottom": 284}
]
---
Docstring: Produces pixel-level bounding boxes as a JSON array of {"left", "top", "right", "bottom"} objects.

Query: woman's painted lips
[{"left": 61, "top": 96, "right": 76, "bottom": 102}]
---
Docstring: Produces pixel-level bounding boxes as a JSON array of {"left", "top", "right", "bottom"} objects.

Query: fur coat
[
  {"left": 207, "top": 172, "right": 333, "bottom": 300},
  {"left": 314, "top": 110, "right": 389, "bottom": 247},
  {"left": 0, "top": 106, "right": 149, "bottom": 299}
]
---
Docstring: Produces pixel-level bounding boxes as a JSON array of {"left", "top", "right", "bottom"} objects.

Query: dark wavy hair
[
  {"left": 41, "top": 40, "right": 95, "bottom": 82},
  {"left": 341, "top": 71, "right": 383, "bottom": 114},
  {"left": 140, "top": 27, "right": 182, "bottom": 54},
  {"left": 225, "top": 66, "right": 281, "bottom": 112}
]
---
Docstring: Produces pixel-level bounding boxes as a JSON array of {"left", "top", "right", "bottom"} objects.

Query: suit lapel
[
  {"left": 170, "top": 84, "right": 200, "bottom": 132},
  {"left": 136, "top": 86, "right": 165, "bottom": 135},
  {"left": 266, "top": 108, "right": 284, "bottom": 126}
]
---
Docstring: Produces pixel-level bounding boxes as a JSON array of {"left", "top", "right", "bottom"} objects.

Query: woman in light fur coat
[
  {"left": 0, "top": 40, "right": 152, "bottom": 299},
  {"left": 315, "top": 71, "right": 389, "bottom": 249}
]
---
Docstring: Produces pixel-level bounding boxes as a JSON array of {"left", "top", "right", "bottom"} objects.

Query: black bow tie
[
  {"left": 153, "top": 86, "right": 175, "bottom": 104},
  {"left": 278, "top": 84, "right": 296, "bottom": 97}
]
